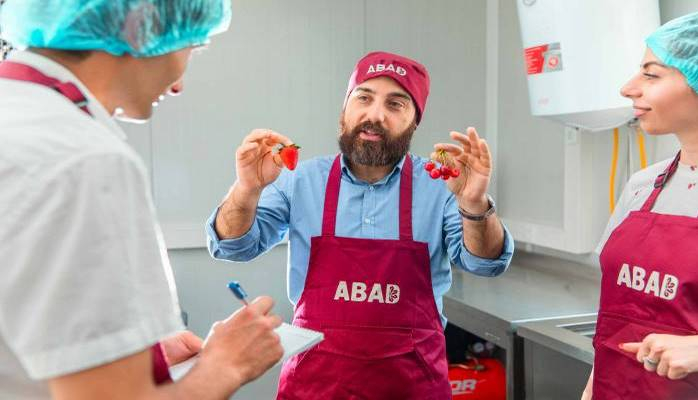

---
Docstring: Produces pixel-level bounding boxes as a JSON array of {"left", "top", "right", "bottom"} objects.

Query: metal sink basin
[
  {"left": 518, "top": 315, "right": 597, "bottom": 399},
  {"left": 517, "top": 314, "right": 597, "bottom": 365},
  {"left": 557, "top": 320, "right": 596, "bottom": 339}
]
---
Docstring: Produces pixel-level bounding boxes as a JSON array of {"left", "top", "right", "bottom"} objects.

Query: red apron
[
  {"left": 277, "top": 154, "right": 451, "bottom": 400},
  {"left": 0, "top": 60, "right": 172, "bottom": 385},
  {"left": 595, "top": 151, "right": 698, "bottom": 399}
]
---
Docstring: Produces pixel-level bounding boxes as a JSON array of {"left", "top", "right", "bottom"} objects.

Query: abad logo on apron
[
  {"left": 333, "top": 281, "right": 401, "bottom": 304},
  {"left": 616, "top": 263, "right": 679, "bottom": 300}
]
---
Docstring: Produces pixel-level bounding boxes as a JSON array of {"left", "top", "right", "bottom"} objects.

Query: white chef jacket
[{"left": 0, "top": 51, "right": 183, "bottom": 399}]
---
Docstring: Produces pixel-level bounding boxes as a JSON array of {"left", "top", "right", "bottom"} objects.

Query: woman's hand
[{"left": 621, "top": 334, "right": 698, "bottom": 380}]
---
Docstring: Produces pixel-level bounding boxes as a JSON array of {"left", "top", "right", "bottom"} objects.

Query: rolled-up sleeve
[
  {"left": 443, "top": 194, "right": 514, "bottom": 277},
  {"left": 207, "top": 171, "right": 293, "bottom": 262}
]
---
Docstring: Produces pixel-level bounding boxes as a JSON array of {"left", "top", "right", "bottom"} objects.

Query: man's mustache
[{"left": 350, "top": 122, "right": 388, "bottom": 138}]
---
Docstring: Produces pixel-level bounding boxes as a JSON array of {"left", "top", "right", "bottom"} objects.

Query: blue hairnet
[
  {"left": 646, "top": 11, "right": 698, "bottom": 93},
  {"left": 0, "top": 0, "right": 232, "bottom": 57}
]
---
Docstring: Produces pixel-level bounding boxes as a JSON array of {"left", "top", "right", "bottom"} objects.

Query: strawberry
[{"left": 278, "top": 144, "right": 300, "bottom": 170}]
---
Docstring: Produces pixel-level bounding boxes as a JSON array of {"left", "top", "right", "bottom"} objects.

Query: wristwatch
[{"left": 458, "top": 194, "right": 496, "bottom": 222}]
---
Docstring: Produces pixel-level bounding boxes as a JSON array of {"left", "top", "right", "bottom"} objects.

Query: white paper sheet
[{"left": 168, "top": 323, "right": 323, "bottom": 381}]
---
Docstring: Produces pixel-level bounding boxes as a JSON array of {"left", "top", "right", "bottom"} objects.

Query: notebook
[{"left": 168, "top": 322, "right": 323, "bottom": 381}]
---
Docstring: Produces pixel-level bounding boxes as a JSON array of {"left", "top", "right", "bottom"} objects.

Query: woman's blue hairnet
[
  {"left": 646, "top": 11, "right": 698, "bottom": 93},
  {"left": 0, "top": 0, "right": 232, "bottom": 57}
]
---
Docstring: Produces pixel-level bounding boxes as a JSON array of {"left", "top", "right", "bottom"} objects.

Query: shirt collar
[
  {"left": 340, "top": 154, "right": 407, "bottom": 186},
  {"left": 7, "top": 51, "right": 127, "bottom": 140}
]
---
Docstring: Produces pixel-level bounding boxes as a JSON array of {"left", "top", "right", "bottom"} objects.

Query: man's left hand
[
  {"left": 621, "top": 334, "right": 698, "bottom": 380},
  {"left": 432, "top": 127, "right": 492, "bottom": 214},
  {"left": 160, "top": 330, "right": 204, "bottom": 366}
]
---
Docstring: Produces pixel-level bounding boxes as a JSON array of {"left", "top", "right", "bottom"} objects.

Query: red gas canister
[{"left": 448, "top": 358, "right": 506, "bottom": 400}]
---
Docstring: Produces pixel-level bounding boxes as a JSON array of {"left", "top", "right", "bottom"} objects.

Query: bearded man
[{"left": 207, "top": 51, "right": 514, "bottom": 400}]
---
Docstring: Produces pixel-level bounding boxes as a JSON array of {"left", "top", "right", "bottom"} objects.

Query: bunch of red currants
[{"left": 425, "top": 150, "right": 460, "bottom": 180}]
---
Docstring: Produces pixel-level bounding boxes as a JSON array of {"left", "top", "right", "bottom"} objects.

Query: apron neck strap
[
  {"left": 0, "top": 61, "right": 92, "bottom": 116},
  {"left": 322, "top": 154, "right": 413, "bottom": 240},
  {"left": 640, "top": 150, "right": 682, "bottom": 212},
  {"left": 399, "top": 155, "right": 413, "bottom": 240}
]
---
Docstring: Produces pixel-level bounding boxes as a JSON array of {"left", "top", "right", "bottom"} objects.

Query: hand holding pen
[{"left": 194, "top": 282, "right": 283, "bottom": 392}]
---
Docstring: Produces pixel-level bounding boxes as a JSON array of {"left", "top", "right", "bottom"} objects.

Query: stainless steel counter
[
  {"left": 443, "top": 251, "right": 600, "bottom": 399},
  {"left": 517, "top": 315, "right": 595, "bottom": 365},
  {"left": 517, "top": 315, "right": 596, "bottom": 399}
]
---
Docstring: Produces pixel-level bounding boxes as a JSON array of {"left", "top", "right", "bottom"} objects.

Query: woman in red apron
[{"left": 584, "top": 11, "right": 698, "bottom": 400}]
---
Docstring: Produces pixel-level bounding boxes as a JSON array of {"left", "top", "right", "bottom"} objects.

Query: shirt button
[
  {"left": 368, "top": 186, "right": 374, "bottom": 191},
  {"left": 364, "top": 218, "right": 371, "bottom": 224}
]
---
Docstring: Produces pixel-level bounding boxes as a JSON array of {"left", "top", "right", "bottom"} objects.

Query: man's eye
[{"left": 389, "top": 101, "right": 404, "bottom": 109}]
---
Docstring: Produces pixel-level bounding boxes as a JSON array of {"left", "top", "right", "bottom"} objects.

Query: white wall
[{"left": 661, "top": 0, "right": 698, "bottom": 18}]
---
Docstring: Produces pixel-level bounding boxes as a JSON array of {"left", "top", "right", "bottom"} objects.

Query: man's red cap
[{"left": 344, "top": 51, "right": 430, "bottom": 124}]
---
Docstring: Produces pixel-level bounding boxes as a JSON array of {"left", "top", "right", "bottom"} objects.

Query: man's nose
[{"left": 365, "top": 101, "right": 386, "bottom": 124}]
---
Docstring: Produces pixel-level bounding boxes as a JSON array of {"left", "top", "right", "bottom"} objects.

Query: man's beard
[{"left": 338, "top": 115, "right": 417, "bottom": 167}]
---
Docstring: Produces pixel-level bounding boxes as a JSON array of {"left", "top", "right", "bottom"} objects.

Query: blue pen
[{"left": 228, "top": 281, "right": 249, "bottom": 306}]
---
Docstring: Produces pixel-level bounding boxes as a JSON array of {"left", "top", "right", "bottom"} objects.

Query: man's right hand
[
  {"left": 214, "top": 130, "right": 293, "bottom": 239},
  {"left": 235, "top": 129, "right": 293, "bottom": 193},
  {"left": 198, "top": 296, "right": 284, "bottom": 389}
]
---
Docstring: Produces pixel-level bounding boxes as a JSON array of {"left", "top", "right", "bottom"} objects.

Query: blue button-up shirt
[{"left": 207, "top": 154, "right": 514, "bottom": 326}]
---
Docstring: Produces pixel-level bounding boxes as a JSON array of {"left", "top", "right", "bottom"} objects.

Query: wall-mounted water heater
[{"left": 517, "top": 0, "right": 660, "bottom": 131}]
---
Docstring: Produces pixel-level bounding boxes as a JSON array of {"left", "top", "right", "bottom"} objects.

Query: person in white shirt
[
  {"left": 0, "top": 1, "right": 283, "bottom": 399},
  {"left": 582, "top": 11, "right": 698, "bottom": 400}
]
